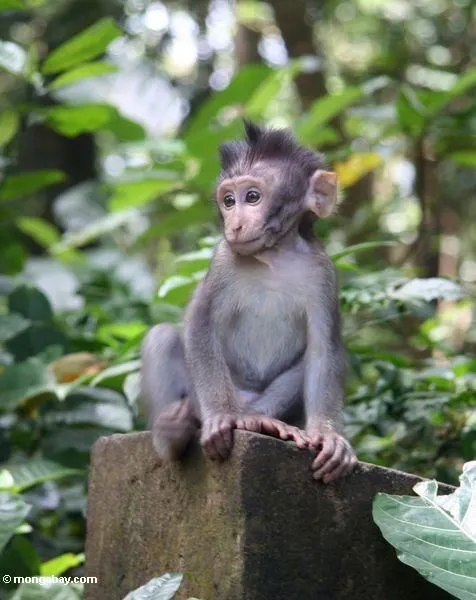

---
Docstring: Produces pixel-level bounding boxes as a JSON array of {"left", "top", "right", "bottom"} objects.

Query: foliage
[
  {"left": 373, "top": 461, "right": 476, "bottom": 600},
  {"left": 0, "top": 0, "right": 475, "bottom": 597}
]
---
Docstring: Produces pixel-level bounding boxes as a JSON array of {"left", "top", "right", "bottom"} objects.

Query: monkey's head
[{"left": 216, "top": 121, "right": 338, "bottom": 255}]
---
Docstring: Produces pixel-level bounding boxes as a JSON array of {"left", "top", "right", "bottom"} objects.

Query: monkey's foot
[
  {"left": 236, "top": 415, "right": 311, "bottom": 449},
  {"left": 307, "top": 429, "right": 357, "bottom": 484},
  {"left": 200, "top": 413, "right": 239, "bottom": 461},
  {"left": 152, "top": 399, "right": 198, "bottom": 461}
]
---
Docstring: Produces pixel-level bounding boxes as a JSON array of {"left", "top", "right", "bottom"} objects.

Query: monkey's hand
[
  {"left": 201, "top": 413, "right": 238, "bottom": 461},
  {"left": 152, "top": 399, "right": 198, "bottom": 461},
  {"left": 236, "top": 415, "right": 311, "bottom": 449},
  {"left": 307, "top": 429, "right": 357, "bottom": 484}
]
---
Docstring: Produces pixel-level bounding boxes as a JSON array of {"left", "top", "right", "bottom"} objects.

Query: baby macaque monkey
[{"left": 141, "top": 121, "right": 357, "bottom": 483}]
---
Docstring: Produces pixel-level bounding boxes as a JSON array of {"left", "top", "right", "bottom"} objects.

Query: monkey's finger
[
  {"left": 311, "top": 436, "right": 336, "bottom": 474},
  {"left": 308, "top": 433, "right": 323, "bottom": 451},
  {"left": 288, "top": 427, "right": 309, "bottom": 449},
  {"left": 313, "top": 439, "right": 346, "bottom": 479},
  {"left": 323, "top": 454, "right": 351, "bottom": 484}
]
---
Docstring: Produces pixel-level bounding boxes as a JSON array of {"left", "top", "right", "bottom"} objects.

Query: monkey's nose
[{"left": 232, "top": 225, "right": 243, "bottom": 234}]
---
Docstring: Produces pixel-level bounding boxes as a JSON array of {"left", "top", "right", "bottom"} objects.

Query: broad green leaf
[
  {"left": 123, "top": 573, "right": 184, "bottom": 600},
  {"left": 0, "top": 40, "right": 26, "bottom": 74},
  {"left": 448, "top": 152, "right": 476, "bottom": 168},
  {"left": 0, "top": 535, "right": 40, "bottom": 584},
  {"left": 373, "top": 461, "right": 476, "bottom": 600},
  {"left": 0, "top": 470, "right": 15, "bottom": 491},
  {"left": 123, "top": 372, "right": 141, "bottom": 407},
  {"left": 0, "top": 492, "right": 31, "bottom": 554},
  {"left": 109, "top": 180, "right": 177, "bottom": 212},
  {"left": 297, "top": 87, "right": 363, "bottom": 144},
  {"left": 246, "top": 61, "right": 301, "bottom": 118},
  {"left": 106, "top": 112, "right": 146, "bottom": 141},
  {"left": 139, "top": 202, "right": 213, "bottom": 243},
  {"left": 334, "top": 152, "right": 382, "bottom": 188},
  {"left": 396, "top": 87, "right": 431, "bottom": 137},
  {"left": 49, "top": 60, "right": 117, "bottom": 89},
  {"left": 8, "top": 285, "right": 53, "bottom": 321},
  {"left": 41, "top": 552, "right": 84, "bottom": 576},
  {"left": 430, "top": 69, "right": 476, "bottom": 116},
  {"left": 0, "top": 170, "right": 65, "bottom": 201},
  {"left": 11, "top": 583, "right": 82, "bottom": 600},
  {"left": 16, "top": 217, "right": 60, "bottom": 248},
  {"left": 0, "top": 109, "right": 19, "bottom": 147},
  {"left": 42, "top": 18, "right": 121, "bottom": 75},
  {"left": 0, "top": 313, "right": 30, "bottom": 342},
  {"left": 53, "top": 209, "right": 135, "bottom": 251},
  {"left": 0, "top": 0, "right": 25, "bottom": 9},
  {"left": 185, "top": 65, "right": 272, "bottom": 188},
  {"left": 6, "top": 322, "right": 68, "bottom": 361},
  {"left": 5, "top": 459, "right": 80, "bottom": 492},
  {"left": 0, "top": 359, "right": 56, "bottom": 412},
  {"left": 90, "top": 359, "right": 141, "bottom": 386},
  {"left": 158, "top": 272, "right": 205, "bottom": 306},
  {"left": 391, "top": 278, "right": 466, "bottom": 303},
  {"left": 331, "top": 241, "right": 395, "bottom": 262},
  {"left": 41, "top": 104, "right": 116, "bottom": 137},
  {"left": 175, "top": 247, "right": 213, "bottom": 276}
]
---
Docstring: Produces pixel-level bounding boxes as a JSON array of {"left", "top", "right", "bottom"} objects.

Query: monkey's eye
[
  {"left": 223, "top": 193, "right": 235, "bottom": 208},
  {"left": 246, "top": 190, "right": 261, "bottom": 204}
]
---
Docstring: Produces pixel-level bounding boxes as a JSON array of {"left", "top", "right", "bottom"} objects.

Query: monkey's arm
[
  {"left": 184, "top": 279, "right": 243, "bottom": 460},
  {"left": 304, "top": 270, "right": 357, "bottom": 483}
]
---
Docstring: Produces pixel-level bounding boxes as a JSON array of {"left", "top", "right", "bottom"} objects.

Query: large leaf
[
  {"left": 0, "top": 109, "right": 19, "bottom": 147},
  {"left": 297, "top": 87, "right": 363, "bottom": 144},
  {"left": 123, "top": 573, "right": 184, "bottom": 600},
  {"left": 334, "top": 152, "right": 382, "bottom": 188},
  {"left": 373, "top": 461, "right": 476, "bottom": 600},
  {"left": 42, "top": 18, "right": 121, "bottom": 74},
  {"left": 0, "top": 492, "right": 31, "bottom": 554},
  {"left": 0, "top": 0, "right": 26, "bottom": 9},
  {"left": 49, "top": 60, "right": 117, "bottom": 90},
  {"left": 396, "top": 87, "right": 428, "bottom": 137},
  {"left": 0, "top": 313, "right": 30, "bottom": 342},
  {"left": 40, "top": 104, "right": 116, "bottom": 137},
  {"left": 0, "top": 359, "right": 56, "bottom": 412},
  {"left": 0, "top": 170, "right": 65, "bottom": 201},
  {"left": 16, "top": 217, "right": 61, "bottom": 249},
  {"left": 3, "top": 459, "right": 80, "bottom": 492},
  {"left": 8, "top": 285, "right": 53, "bottom": 321},
  {"left": 40, "top": 552, "right": 84, "bottom": 576},
  {"left": 109, "top": 179, "right": 178, "bottom": 212}
]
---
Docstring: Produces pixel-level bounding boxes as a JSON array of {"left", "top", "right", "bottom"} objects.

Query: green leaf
[
  {"left": 331, "top": 241, "right": 395, "bottom": 262},
  {"left": 0, "top": 109, "right": 19, "bottom": 147},
  {"left": 11, "top": 583, "right": 82, "bottom": 600},
  {"left": 373, "top": 461, "right": 476, "bottom": 600},
  {"left": 105, "top": 113, "right": 146, "bottom": 142},
  {"left": 16, "top": 217, "right": 60, "bottom": 248},
  {"left": 8, "top": 285, "right": 53, "bottom": 321},
  {"left": 53, "top": 209, "right": 135, "bottom": 251},
  {"left": 123, "top": 573, "right": 184, "bottom": 600},
  {"left": 246, "top": 62, "right": 300, "bottom": 119},
  {"left": 0, "top": 492, "right": 31, "bottom": 554},
  {"left": 185, "top": 65, "right": 272, "bottom": 189},
  {"left": 0, "top": 40, "right": 26, "bottom": 75},
  {"left": 0, "top": 170, "right": 65, "bottom": 201},
  {"left": 109, "top": 180, "right": 177, "bottom": 212},
  {"left": 0, "top": 359, "right": 56, "bottom": 412},
  {"left": 6, "top": 323, "right": 68, "bottom": 361},
  {"left": 42, "top": 18, "right": 121, "bottom": 75},
  {"left": 41, "top": 553, "right": 84, "bottom": 576},
  {"left": 49, "top": 60, "right": 117, "bottom": 89},
  {"left": 139, "top": 202, "right": 213, "bottom": 243},
  {"left": 5, "top": 459, "right": 81, "bottom": 492},
  {"left": 391, "top": 278, "right": 466, "bottom": 303},
  {"left": 448, "top": 151, "right": 476, "bottom": 168},
  {"left": 430, "top": 68, "right": 476, "bottom": 116},
  {"left": 90, "top": 359, "right": 141, "bottom": 386},
  {"left": 0, "top": 0, "right": 26, "bottom": 9},
  {"left": 0, "top": 313, "right": 30, "bottom": 342},
  {"left": 40, "top": 104, "right": 116, "bottom": 137},
  {"left": 297, "top": 87, "right": 363, "bottom": 144},
  {"left": 396, "top": 87, "right": 427, "bottom": 137}
]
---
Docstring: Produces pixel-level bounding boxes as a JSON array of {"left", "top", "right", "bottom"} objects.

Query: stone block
[{"left": 85, "top": 431, "right": 452, "bottom": 600}]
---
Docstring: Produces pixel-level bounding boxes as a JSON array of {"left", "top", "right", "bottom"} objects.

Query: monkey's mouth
[{"left": 228, "top": 236, "right": 263, "bottom": 254}]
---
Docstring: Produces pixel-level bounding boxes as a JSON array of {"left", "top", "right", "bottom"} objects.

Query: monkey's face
[{"left": 217, "top": 174, "right": 275, "bottom": 255}]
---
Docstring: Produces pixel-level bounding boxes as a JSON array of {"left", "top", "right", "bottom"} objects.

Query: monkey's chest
[{"left": 218, "top": 289, "right": 306, "bottom": 390}]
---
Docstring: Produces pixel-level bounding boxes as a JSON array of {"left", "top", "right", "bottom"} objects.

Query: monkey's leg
[{"left": 141, "top": 324, "right": 199, "bottom": 460}]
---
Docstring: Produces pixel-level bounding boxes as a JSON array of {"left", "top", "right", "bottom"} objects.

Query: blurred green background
[{"left": 0, "top": 0, "right": 475, "bottom": 597}]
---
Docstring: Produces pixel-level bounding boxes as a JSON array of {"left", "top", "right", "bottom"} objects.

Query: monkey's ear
[{"left": 305, "top": 170, "right": 339, "bottom": 218}]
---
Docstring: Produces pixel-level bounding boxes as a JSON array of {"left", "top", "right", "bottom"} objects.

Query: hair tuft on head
[{"left": 243, "top": 119, "right": 263, "bottom": 145}]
